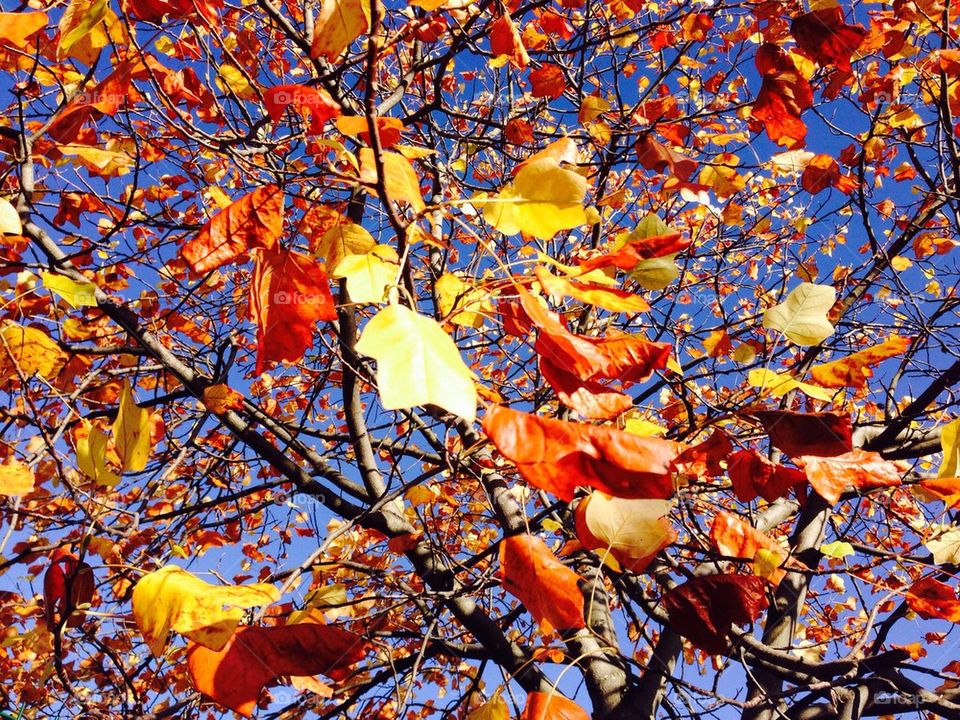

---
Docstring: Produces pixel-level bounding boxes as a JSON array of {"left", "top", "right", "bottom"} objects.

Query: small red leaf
[
  {"left": 791, "top": 8, "right": 866, "bottom": 73},
  {"left": 729, "top": 449, "right": 805, "bottom": 503},
  {"left": 580, "top": 232, "right": 689, "bottom": 271},
  {"left": 264, "top": 85, "right": 341, "bottom": 134},
  {"left": 529, "top": 64, "right": 566, "bottom": 99},
  {"left": 43, "top": 548, "right": 95, "bottom": 629}
]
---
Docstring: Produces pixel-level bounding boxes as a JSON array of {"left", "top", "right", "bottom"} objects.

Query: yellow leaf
[
  {"left": 622, "top": 416, "right": 666, "bottom": 436},
  {"left": 733, "top": 343, "right": 757, "bottom": 364},
  {"left": 0, "top": 12, "right": 47, "bottom": 49},
  {"left": 579, "top": 95, "right": 610, "bottom": 124},
  {"left": 358, "top": 150, "right": 425, "bottom": 212},
  {"left": 752, "top": 548, "right": 783, "bottom": 579},
  {"left": 535, "top": 252, "right": 615, "bottom": 286},
  {"left": 762, "top": 282, "right": 835, "bottom": 346},
  {"left": 311, "top": 0, "right": 370, "bottom": 61},
  {"left": 0, "top": 197, "right": 21, "bottom": 235},
  {"left": 481, "top": 142, "right": 589, "bottom": 239},
  {"left": 76, "top": 420, "right": 120, "bottom": 487},
  {"left": 579, "top": 493, "right": 674, "bottom": 569},
  {"left": 132, "top": 566, "right": 280, "bottom": 656},
  {"left": 355, "top": 303, "right": 477, "bottom": 421},
  {"left": 112, "top": 380, "right": 151, "bottom": 473},
  {"left": 0, "top": 459, "right": 35, "bottom": 496},
  {"left": 332, "top": 245, "right": 399, "bottom": 305},
  {"left": 747, "top": 368, "right": 834, "bottom": 402},
  {"left": 0, "top": 323, "right": 66, "bottom": 381},
  {"left": 410, "top": 0, "right": 448, "bottom": 9},
  {"left": 316, "top": 222, "right": 376, "bottom": 270},
  {"left": 436, "top": 273, "right": 493, "bottom": 328},
  {"left": 925, "top": 525, "right": 960, "bottom": 566},
  {"left": 41, "top": 271, "right": 98, "bottom": 308},
  {"left": 468, "top": 690, "right": 510, "bottom": 720},
  {"left": 59, "top": 144, "right": 133, "bottom": 176},
  {"left": 939, "top": 418, "right": 960, "bottom": 479},
  {"left": 819, "top": 541, "right": 854, "bottom": 559},
  {"left": 202, "top": 384, "right": 245, "bottom": 414},
  {"left": 57, "top": 0, "right": 107, "bottom": 58}
]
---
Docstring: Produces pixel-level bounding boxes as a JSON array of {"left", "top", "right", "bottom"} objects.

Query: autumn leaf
[
  {"left": 574, "top": 493, "right": 674, "bottom": 572},
  {"left": 750, "top": 409, "right": 852, "bottom": 458},
  {"left": 481, "top": 404, "right": 679, "bottom": 501},
  {"left": 534, "top": 266, "right": 650, "bottom": 314},
  {"left": 499, "top": 534, "right": 585, "bottom": 632},
  {"left": 57, "top": 0, "right": 107, "bottom": 58},
  {"left": 44, "top": 548, "right": 95, "bottom": 629},
  {"left": 331, "top": 244, "right": 400, "bottom": 305},
  {"left": 112, "top": 380, "right": 151, "bottom": 473},
  {"left": 747, "top": 368, "right": 834, "bottom": 402},
  {"left": 436, "top": 272, "right": 493, "bottom": 328},
  {"left": 0, "top": 323, "right": 67, "bottom": 382},
  {"left": 336, "top": 115, "right": 404, "bottom": 148},
  {"left": 938, "top": 418, "right": 960, "bottom": 479},
  {"left": 186, "top": 623, "right": 366, "bottom": 716},
  {"left": 315, "top": 221, "right": 376, "bottom": 270},
  {"left": 728, "top": 449, "right": 805, "bottom": 503},
  {"left": 791, "top": 8, "right": 866, "bottom": 73},
  {"left": 580, "top": 231, "right": 688, "bottom": 273},
  {"left": 663, "top": 575, "right": 769, "bottom": 655},
  {"left": 925, "top": 525, "right": 960, "bottom": 566},
  {"left": 355, "top": 303, "right": 477, "bottom": 421},
  {"left": 906, "top": 577, "right": 960, "bottom": 622},
  {"left": 469, "top": 691, "right": 510, "bottom": 720},
  {"left": 521, "top": 692, "right": 591, "bottom": 720},
  {"left": 75, "top": 420, "right": 120, "bottom": 487},
  {"left": 202, "top": 384, "right": 245, "bottom": 414},
  {"left": 711, "top": 511, "right": 791, "bottom": 585},
  {"left": 801, "top": 154, "right": 841, "bottom": 194},
  {"left": 181, "top": 186, "right": 284, "bottom": 274},
  {"left": 358, "top": 149, "right": 425, "bottom": 212},
  {"left": 797, "top": 450, "right": 902, "bottom": 504},
  {"left": 250, "top": 247, "right": 338, "bottom": 374},
  {"left": 132, "top": 566, "right": 280, "bottom": 656},
  {"left": 809, "top": 335, "right": 910, "bottom": 388},
  {"left": 529, "top": 64, "right": 566, "bottom": 99},
  {"left": 539, "top": 355, "right": 632, "bottom": 420},
  {"left": 311, "top": 0, "right": 370, "bottom": 61},
  {"left": 264, "top": 85, "right": 341, "bottom": 134},
  {"left": 762, "top": 283, "right": 836, "bottom": 346},
  {"left": 0, "top": 197, "right": 20, "bottom": 235},
  {"left": 751, "top": 44, "right": 813, "bottom": 148},
  {"left": 490, "top": 12, "right": 529, "bottom": 69},
  {"left": 635, "top": 135, "right": 697, "bottom": 181},
  {"left": 0, "top": 11, "right": 47, "bottom": 49},
  {"left": 0, "top": 458, "right": 35, "bottom": 496},
  {"left": 40, "top": 272, "right": 98, "bottom": 308}
]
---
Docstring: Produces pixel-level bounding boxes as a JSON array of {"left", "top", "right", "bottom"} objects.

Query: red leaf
[
  {"left": 750, "top": 409, "right": 852, "bottom": 458},
  {"left": 791, "top": 8, "right": 866, "bottom": 73},
  {"left": 249, "top": 247, "right": 338, "bottom": 374},
  {"left": 579, "top": 232, "right": 688, "bottom": 271},
  {"left": 906, "top": 577, "right": 960, "bottom": 622},
  {"left": 43, "top": 548, "right": 95, "bottom": 629},
  {"left": 797, "top": 449, "right": 902, "bottom": 504},
  {"left": 264, "top": 85, "right": 341, "bottom": 135},
  {"left": 128, "top": 0, "right": 216, "bottom": 22},
  {"left": 663, "top": 575, "right": 769, "bottom": 655},
  {"left": 521, "top": 692, "right": 591, "bottom": 720},
  {"left": 710, "top": 510, "right": 799, "bottom": 586},
  {"left": 499, "top": 534, "right": 585, "bottom": 632},
  {"left": 518, "top": 288, "right": 671, "bottom": 384},
  {"left": 635, "top": 135, "right": 697, "bottom": 181},
  {"left": 729, "top": 449, "right": 805, "bottom": 503},
  {"left": 801, "top": 154, "right": 841, "bottom": 194},
  {"left": 182, "top": 186, "right": 284, "bottom": 274},
  {"left": 505, "top": 118, "right": 535, "bottom": 145},
  {"left": 539, "top": 355, "right": 633, "bottom": 421},
  {"left": 529, "top": 64, "right": 566, "bottom": 99},
  {"left": 490, "top": 12, "right": 529, "bottom": 69},
  {"left": 481, "top": 404, "right": 679, "bottom": 501},
  {"left": 673, "top": 429, "right": 731, "bottom": 478},
  {"left": 187, "top": 623, "right": 366, "bottom": 717},
  {"left": 751, "top": 44, "right": 813, "bottom": 148}
]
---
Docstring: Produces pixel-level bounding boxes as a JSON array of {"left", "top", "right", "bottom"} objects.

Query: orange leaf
[
  {"left": 499, "top": 534, "right": 585, "bottom": 632},
  {"left": 521, "top": 692, "right": 590, "bottom": 720},
  {"left": 264, "top": 85, "right": 341, "bottom": 135},
  {"left": 710, "top": 511, "right": 794, "bottom": 586},
  {"left": 801, "top": 154, "right": 841, "bottom": 194},
  {"left": 906, "top": 577, "right": 960, "bottom": 622},
  {"left": 202, "top": 384, "right": 245, "bottom": 414},
  {"left": 539, "top": 355, "right": 632, "bottom": 421},
  {"left": 534, "top": 266, "right": 650, "bottom": 314},
  {"left": 44, "top": 548, "right": 95, "bottom": 629},
  {"left": 358, "top": 149, "right": 425, "bottom": 212},
  {"left": 490, "top": 12, "right": 529, "bottom": 69},
  {"left": 797, "top": 450, "right": 902, "bottom": 504},
  {"left": 529, "top": 64, "right": 566, "bottom": 99},
  {"left": 518, "top": 287, "right": 670, "bottom": 383},
  {"left": 663, "top": 575, "right": 769, "bottom": 655},
  {"left": 918, "top": 477, "right": 960, "bottom": 509},
  {"left": 809, "top": 335, "right": 910, "bottom": 389},
  {"left": 751, "top": 44, "right": 813, "bottom": 148},
  {"left": 187, "top": 624, "right": 366, "bottom": 717},
  {"left": 579, "top": 232, "right": 688, "bottom": 271},
  {"left": 481, "top": 404, "right": 679, "bottom": 501},
  {"left": 182, "top": 186, "right": 284, "bottom": 274},
  {"left": 728, "top": 449, "right": 805, "bottom": 503},
  {"left": 791, "top": 8, "right": 866, "bottom": 73},
  {"left": 750, "top": 409, "right": 852, "bottom": 458},
  {"left": 249, "top": 247, "right": 337, "bottom": 374},
  {"left": 336, "top": 115, "right": 404, "bottom": 148},
  {"left": 574, "top": 493, "right": 675, "bottom": 572},
  {"left": 635, "top": 135, "right": 697, "bottom": 181},
  {"left": 0, "top": 11, "right": 47, "bottom": 49}
]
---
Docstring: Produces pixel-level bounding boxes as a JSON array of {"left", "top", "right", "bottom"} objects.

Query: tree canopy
[{"left": 0, "top": 0, "right": 959, "bottom": 718}]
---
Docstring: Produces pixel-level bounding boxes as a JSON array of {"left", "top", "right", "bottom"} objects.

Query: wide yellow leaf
[
  {"left": 0, "top": 459, "right": 35, "bottom": 496},
  {"left": 436, "top": 272, "right": 492, "bottom": 328},
  {"left": 0, "top": 11, "right": 47, "bottom": 49},
  {"left": 0, "top": 197, "right": 21, "bottom": 235},
  {"left": 939, "top": 418, "right": 960, "bottom": 479},
  {"left": 132, "top": 566, "right": 280, "bottom": 656},
  {"left": 316, "top": 222, "right": 375, "bottom": 270},
  {"left": 355, "top": 303, "right": 477, "bottom": 421},
  {"left": 0, "top": 323, "right": 66, "bottom": 381},
  {"left": 41, "top": 271, "right": 98, "bottom": 308},
  {"left": 624, "top": 214, "right": 679, "bottom": 290},
  {"left": 481, "top": 150, "right": 589, "bottom": 240},
  {"left": 311, "top": 0, "right": 370, "bottom": 61},
  {"left": 112, "top": 380, "right": 151, "bottom": 473},
  {"left": 59, "top": 144, "right": 133, "bottom": 176},
  {"left": 762, "top": 282, "right": 835, "bottom": 346},
  {"left": 76, "top": 420, "right": 120, "bottom": 487},
  {"left": 57, "top": 0, "right": 107, "bottom": 58},
  {"left": 748, "top": 368, "right": 833, "bottom": 402},
  {"left": 468, "top": 690, "right": 509, "bottom": 720},
  {"left": 925, "top": 525, "right": 960, "bottom": 566},
  {"left": 331, "top": 245, "right": 399, "bottom": 305},
  {"left": 577, "top": 493, "right": 674, "bottom": 571}
]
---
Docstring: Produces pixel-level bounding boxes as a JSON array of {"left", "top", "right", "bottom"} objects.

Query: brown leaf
[{"left": 750, "top": 409, "right": 852, "bottom": 458}]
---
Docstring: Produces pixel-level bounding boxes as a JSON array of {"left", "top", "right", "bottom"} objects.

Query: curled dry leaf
[
  {"left": 499, "top": 534, "right": 585, "bottom": 632},
  {"left": 187, "top": 623, "right": 367, "bottom": 716},
  {"left": 44, "top": 548, "right": 95, "bottom": 629},
  {"left": 539, "top": 354, "right": 633, "bottom": 421},
  {"left": 481, "top": 404, "right": 678, "bottom": 501},
  {"left": 132, "top": 566, "right": 280, "bottom": 656},
  {"left": 809, "top": 335, "right": 910, "bottom": 388},
  {"left": 534, "top": 266, "right": 650, "bottom": 314},
  {"left": 663, "top": 574, "right": 769, "bottom": 655},
  {"left": 729, "top": 449, "right": 805, "bottom": 503},
  {"left": 710, "top": 510, "right": 798, "bottom": 586}
]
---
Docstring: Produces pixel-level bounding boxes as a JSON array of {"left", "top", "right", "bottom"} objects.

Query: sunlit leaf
[{"left": 762, "top": 283, "right": 836, "bottom": 346}]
